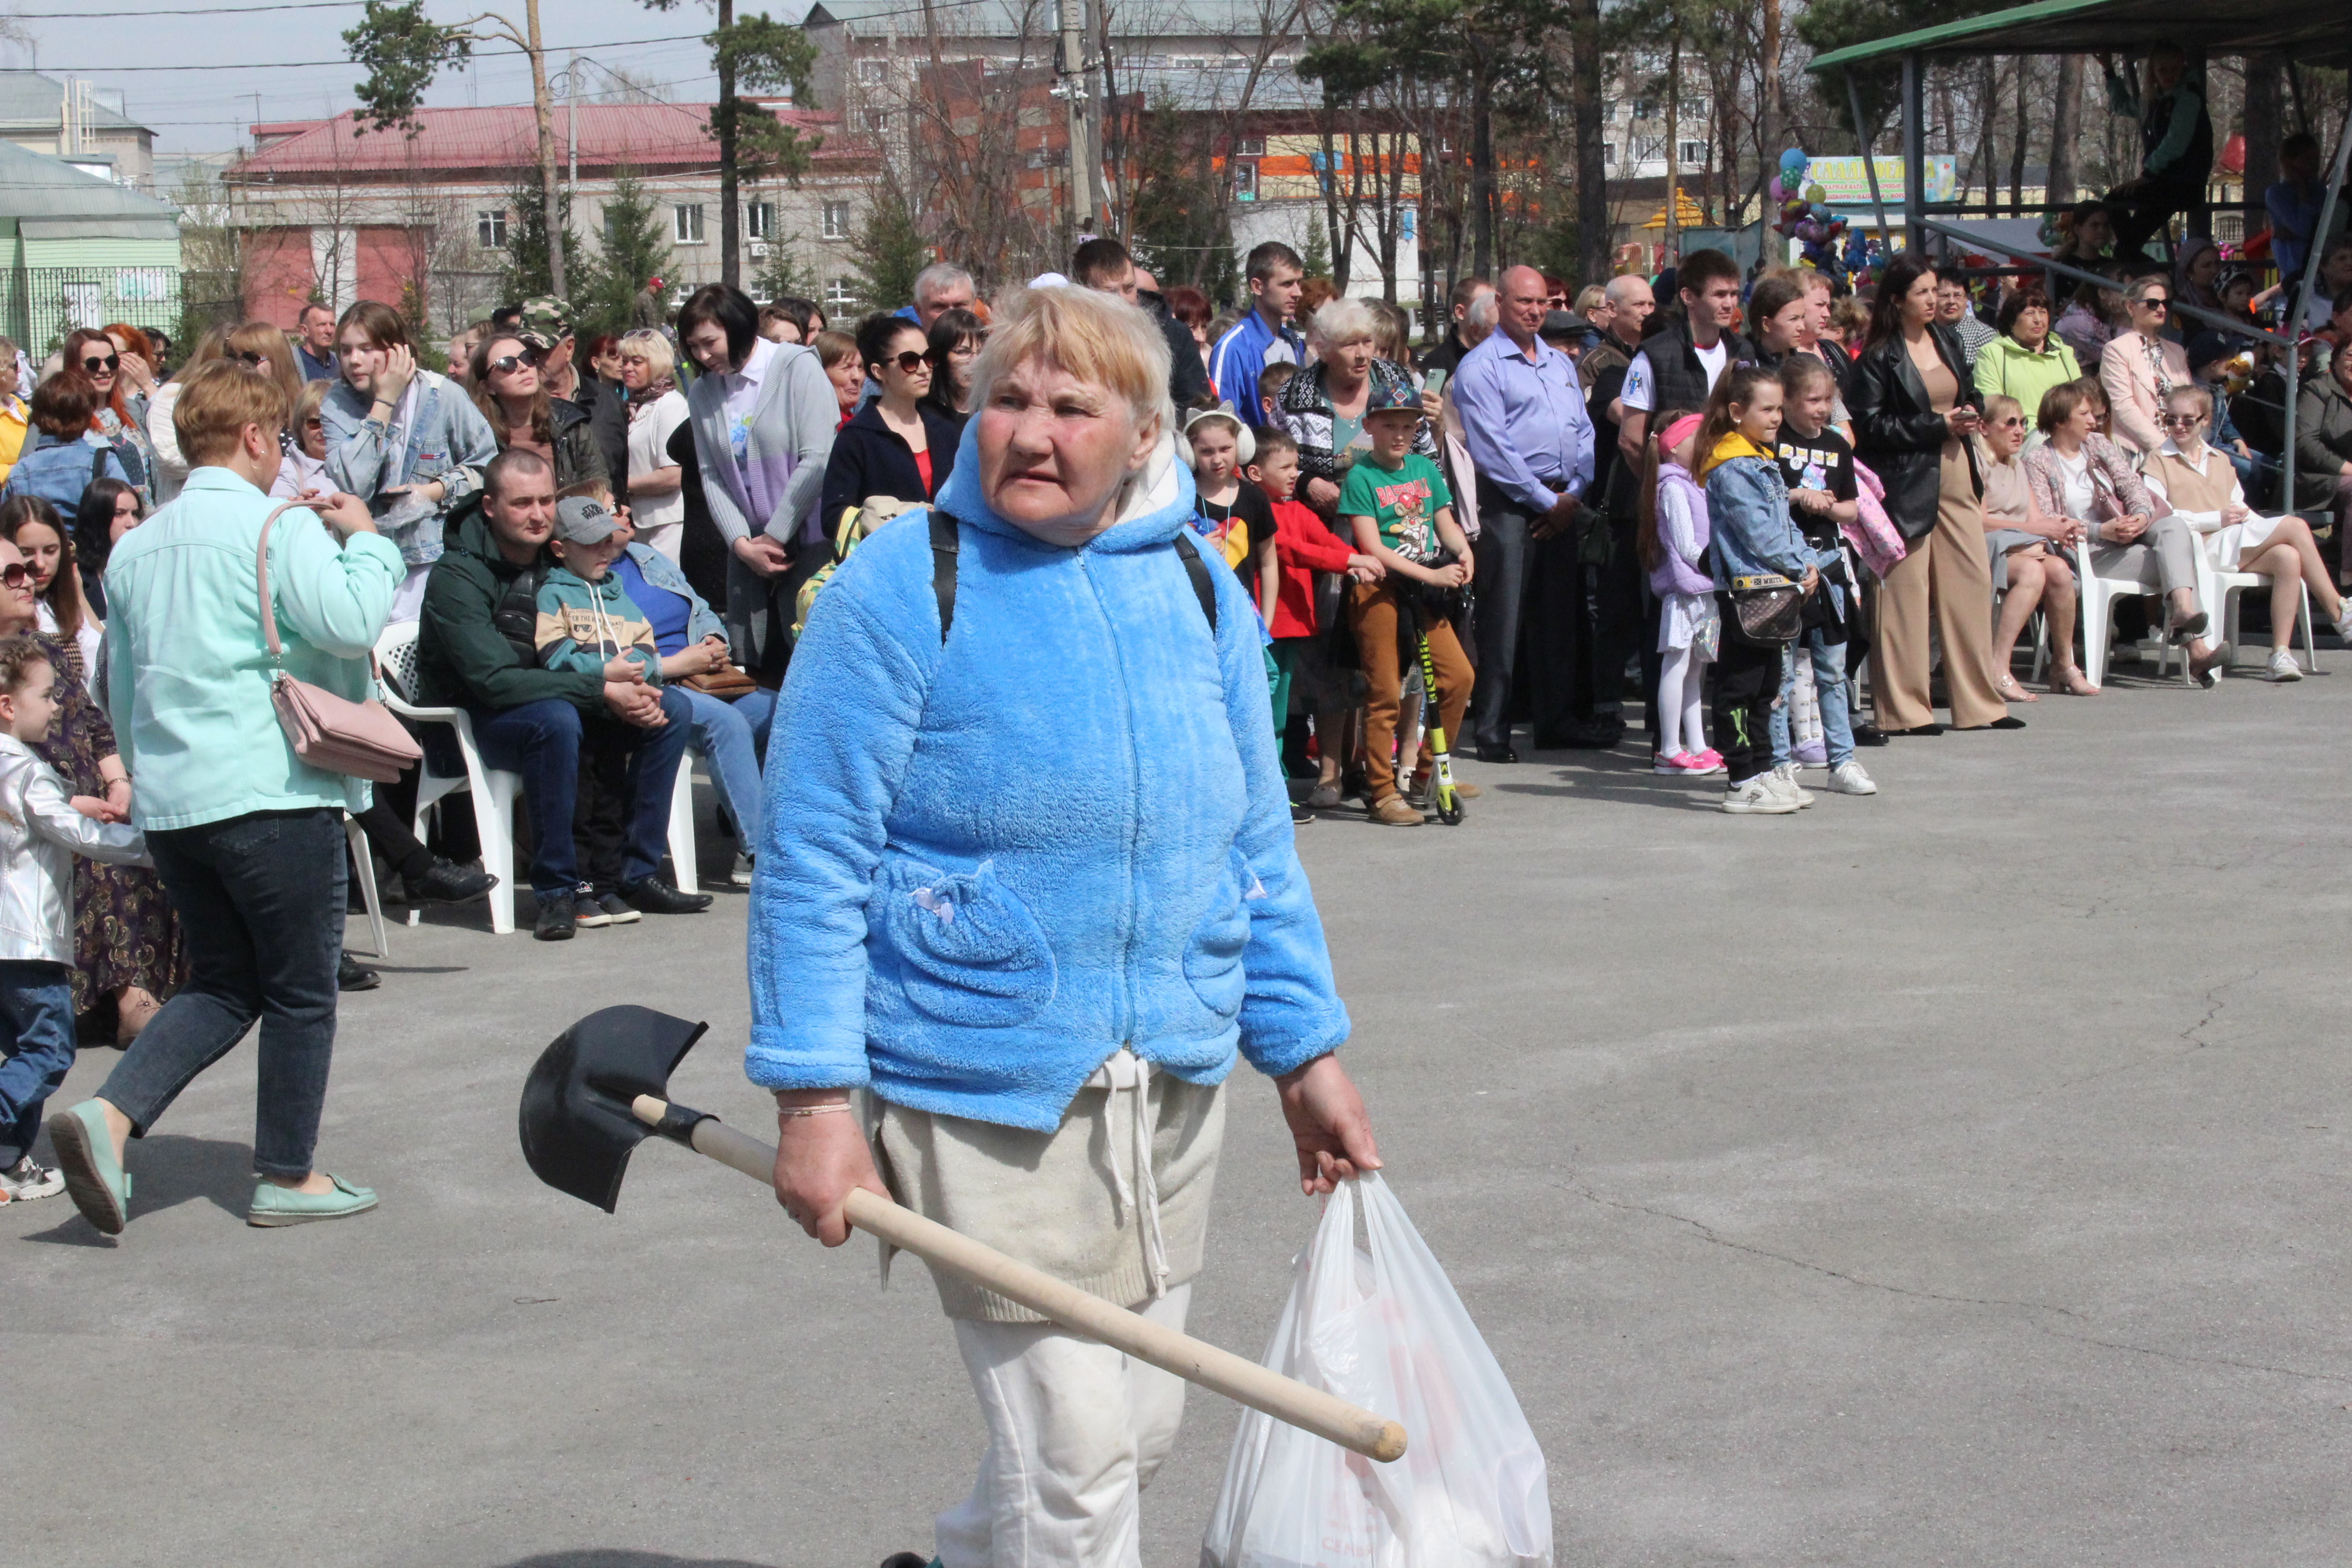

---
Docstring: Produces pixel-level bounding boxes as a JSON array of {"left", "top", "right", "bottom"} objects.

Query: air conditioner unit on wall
[{"left": 750, "top": 241, "right": 771, "bottom": 257}]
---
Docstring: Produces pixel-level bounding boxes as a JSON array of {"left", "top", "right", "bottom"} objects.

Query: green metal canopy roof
[{"left": 1807, "top": 0, "right": 2352, "bottom": 74}]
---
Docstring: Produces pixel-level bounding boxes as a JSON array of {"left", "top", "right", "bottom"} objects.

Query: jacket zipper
[{"left": 1081, "top": 541, "right": 1142, "bottom": 1046}]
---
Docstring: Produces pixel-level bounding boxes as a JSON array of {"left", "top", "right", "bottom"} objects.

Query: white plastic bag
[{"left": 1201, "top": 1172, "right": 1551, "bottom": 1568}]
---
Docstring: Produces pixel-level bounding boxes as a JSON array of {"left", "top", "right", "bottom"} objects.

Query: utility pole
[
  {"left": 718, "top": 0, "right": 740, "bottom": 288},
  {"left": 1663, "top": 25, "right": 1681, "bottom": 265},
  {"left": 1080, "top": 0, "right": 1107, "bottom": 230},
  {"left": 1056, "top": 0, "right": 1094, "bottom": 235},
  {"left": 566, "top": 50, "right": 578, "bottom": 196},
  {"left": 522, "top": 0, "right": 565, "bottom": 296},
  {"left": 1759, "top": 0, "right": 1779, "bottom": 177}
]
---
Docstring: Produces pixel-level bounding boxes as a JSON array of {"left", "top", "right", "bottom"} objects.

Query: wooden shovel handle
[{"left": 632, "top": 1094, "right": 1406, "bottom": 1464}]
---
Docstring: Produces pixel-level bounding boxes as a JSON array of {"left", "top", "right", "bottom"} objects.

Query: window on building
[
  {"left": 858, "top": 57, "right": 888, "bottom": 84},
  {"left": 1678, "top": 139, "right": 1707, "bottom": 166},
  {"left": 674, "top": 203, "right": 706, "bottom": 244},
  {"left": 476, "top": 208, "right": 508, "bottom": 249},
  {"left": 1237, "top": 134, "right": 1266, "bottom": 157},
  {"left": 863, "top": 108, "right": 888, "bottom": 132},
  {"left": 745, "top": 200, "right": 774, "bottom": 240},
  {"left": 1231, "top": 162, "right": 1258, "bottom": 200},
  {"left": 1600, "top": 143, "right": 1616, "bottom": 167},
  {"left": 822, "top": 200, "right": 851, "bottom": 240},
  {"left": 826, "top": 277, "right": 858, "bottom": 311},
  {"left": 1632, "top": 98, "right": 1655, "bottom": 121}
]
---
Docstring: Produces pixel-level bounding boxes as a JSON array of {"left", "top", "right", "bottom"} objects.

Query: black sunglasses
[
  {"left": 81, "top": 353, "right": 119, "bottom": 374},
  {"left": 2138, "top": 296, "right": 2170, "bottom": 310},
  {"left": 487, "top": 350, "right": 542, "bottom": 374},
  {"left": 877, "top": 350, "right": 929, "bottom": 376},
  {"left": 0, "top": 563, "right": 28, "bottom": 588},
  {"left": 233, "top": 350, "right": 266, "bottom": 368}
]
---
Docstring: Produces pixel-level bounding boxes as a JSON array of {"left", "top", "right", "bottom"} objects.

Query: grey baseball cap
[{"left": 554, "top": 495, "right": 619, "bottom": 544}]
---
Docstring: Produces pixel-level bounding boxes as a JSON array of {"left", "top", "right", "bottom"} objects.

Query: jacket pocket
[
  {"left": 1183, "top": 847, "right": 1265, "bottom": 1019},
  {"left": 876, "top": 854, "right": 1056, "bottom": 1028}
]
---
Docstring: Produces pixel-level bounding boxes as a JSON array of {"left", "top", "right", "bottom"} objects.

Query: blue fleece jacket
[{"left": 745, "top": 419, "right": 1350, "bottom": 1131}]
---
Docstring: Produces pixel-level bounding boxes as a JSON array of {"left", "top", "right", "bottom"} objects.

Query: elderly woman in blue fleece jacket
[{"left": 750, "top": 284, "right": 1378, "bottom": 1568}]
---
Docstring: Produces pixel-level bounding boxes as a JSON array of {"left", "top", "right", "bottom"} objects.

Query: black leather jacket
[{"left": 1843, "top": 323, "right": 1983, "bottom": 541}]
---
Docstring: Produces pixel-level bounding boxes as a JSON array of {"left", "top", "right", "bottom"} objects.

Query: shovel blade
[{"left": 519, "top": 1005, "right": 709, "bottom": 1212}]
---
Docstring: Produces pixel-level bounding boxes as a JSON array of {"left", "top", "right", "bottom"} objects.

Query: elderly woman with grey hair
[
  {"left": 1274, "top": 295, "right": 1436, "bottom": 518},
  {"left": 751, "top": 283, "right": 1377, "bottom": 1568}
]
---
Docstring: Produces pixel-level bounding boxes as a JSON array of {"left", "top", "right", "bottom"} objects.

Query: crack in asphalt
[{"left": 1578, "top": 1183, "right": 2352, "bottom": 1390}]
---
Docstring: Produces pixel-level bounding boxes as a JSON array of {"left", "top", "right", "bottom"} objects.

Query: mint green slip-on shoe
[
  {"left": 248, "top": 1174, "right": 378, "bottom": 1228},
  {"left": 48, "top": 1101, "right": 129, "bottom": 1235}
]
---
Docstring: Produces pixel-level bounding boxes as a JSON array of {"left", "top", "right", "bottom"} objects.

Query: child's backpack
[{"left": 793, "top": 495, "right": 915, "bottom": 639}]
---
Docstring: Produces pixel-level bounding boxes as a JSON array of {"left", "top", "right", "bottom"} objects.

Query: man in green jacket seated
[{"left": 417, "top": 449, "right": 707, "bottom": 941}]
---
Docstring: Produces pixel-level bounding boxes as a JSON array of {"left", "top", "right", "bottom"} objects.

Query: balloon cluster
[{"left": 1769, "top": 148, "right": 1850, "bottom": 276}]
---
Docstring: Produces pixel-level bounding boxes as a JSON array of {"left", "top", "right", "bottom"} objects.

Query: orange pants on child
[{"left": 1348, "top": 578, "right": 1473, "bottom": 804}]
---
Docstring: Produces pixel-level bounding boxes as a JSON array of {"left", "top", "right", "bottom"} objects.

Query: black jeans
[
  {"left": 1712, "top": 603, "right": 1785, "bottom": 786},
  {"left": 97, "top": 808, "right": 344, "bottom": 1179},
  {"left": 1470, "top": 495, "right": 1535, "bottom": 750}
]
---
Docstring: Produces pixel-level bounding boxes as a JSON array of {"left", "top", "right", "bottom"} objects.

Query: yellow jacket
[{"left": 0, "top": 395, "right": 28, "bottom": 488}]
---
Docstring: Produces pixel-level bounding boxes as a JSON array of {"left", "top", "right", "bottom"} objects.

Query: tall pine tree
[
  {"left": 851, "top": 181, "right": 931, "bottom": 316},
  {"left": 578, "top": 167, "right": 672, "bottom": 336},
  {"left": 496, "top": 172, "right": 578, "bottom": 303}
]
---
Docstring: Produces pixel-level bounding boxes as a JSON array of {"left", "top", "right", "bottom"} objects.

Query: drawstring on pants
[{"left": 1086, "top": 1048, "right": 1169, "bottom": 1299}]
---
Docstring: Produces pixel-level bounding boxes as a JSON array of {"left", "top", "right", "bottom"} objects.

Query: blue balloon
[{"left": 1780, "top": 147, "right": 1808, "bottom": 176}]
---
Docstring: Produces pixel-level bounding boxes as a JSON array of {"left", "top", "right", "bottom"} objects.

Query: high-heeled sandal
[
  {"left": 2047, "top": 664, "right": 2100, "bottom": 696},
  {"left": 1992, "top": 671, "right": 2040, "bottom": 703}
]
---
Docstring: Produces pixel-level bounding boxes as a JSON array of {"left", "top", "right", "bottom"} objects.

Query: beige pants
[{"left": 1876, "top": 441, "right": 2007, "bottom": 730}]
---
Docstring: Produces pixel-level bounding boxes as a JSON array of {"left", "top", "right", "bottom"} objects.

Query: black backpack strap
[
  {"left": 89, "top": 444, "right": 108, "bottom": 490},
  {"left": 1171, "top": 531, "right": 1219, "bottom": 633},
  {"left": 929, "top": 507, "right": 960, "bottom": 644}
]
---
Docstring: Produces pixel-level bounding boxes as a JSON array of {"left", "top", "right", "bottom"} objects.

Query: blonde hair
[
  {"left": 967, "top": 285, "right": 1173, "bottom": 442},
  {"left": 1308, "top": 296, "right": 1377, "bottom": 351},
  {"left": 175, "top": 359, "right": 290, "bottom": 465},
  {"left": 1573, "top": 284, "right": 1607, "bottom": 316},
  {"left": 2163, "top": 382, "right": 2213, "bottom": 419},
  {"left": 228, "top": 319, "right": 305, "bottom": 411},
  {"left": 617, "top": 328, "right": 675, "bottom": 383},
  {"left": 293, "top": 376, "right": 333, "bottom": 434}
]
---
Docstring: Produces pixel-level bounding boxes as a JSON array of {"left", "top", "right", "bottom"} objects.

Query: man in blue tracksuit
[{"left": 1205, "top": 241, "right": 1306, "bottom": 427}]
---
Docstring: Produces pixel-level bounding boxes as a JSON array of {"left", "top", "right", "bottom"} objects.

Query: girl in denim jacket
[{"left": 1695, "top": 366, "right": 1818, "bottom": 813}]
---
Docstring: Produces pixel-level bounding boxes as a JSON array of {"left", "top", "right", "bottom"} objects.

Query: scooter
[{"left": 1401, "top": 597, "right": 1465, "bottom": 826}]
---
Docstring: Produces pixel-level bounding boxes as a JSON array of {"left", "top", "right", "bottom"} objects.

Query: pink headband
[{"left": 1660, "top": 413, "right": 1703, "bottom": 452}]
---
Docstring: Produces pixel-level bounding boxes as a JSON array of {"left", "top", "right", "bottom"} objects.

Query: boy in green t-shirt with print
[{"left": 1337, "top": 380, "right": 1476, "bottom": 827}]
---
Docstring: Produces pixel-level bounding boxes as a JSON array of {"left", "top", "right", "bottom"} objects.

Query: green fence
[{"left": 0, "top": 265, "right": 188, "bottom": 355}]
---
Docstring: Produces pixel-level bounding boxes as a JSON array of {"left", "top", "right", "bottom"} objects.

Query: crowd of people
[{"left": 0, "top": 137, "right": 2342, "bottom": 1214}]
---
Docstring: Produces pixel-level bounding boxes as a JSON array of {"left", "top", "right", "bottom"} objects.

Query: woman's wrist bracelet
[{"left": 778, "top": 1100, "right": 854, "bottom": 1117}]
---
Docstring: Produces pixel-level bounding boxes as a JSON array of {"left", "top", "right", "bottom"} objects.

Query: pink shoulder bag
[{"left": 256, "top": 500, "right": 421, "bottom": 784}]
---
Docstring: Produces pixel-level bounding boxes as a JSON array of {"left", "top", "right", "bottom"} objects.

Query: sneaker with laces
[
  {"left": 729, "top": 853, "right": 755, "bottom": 888},
  {"left": 1825, "top": 760, "right": 1879, "bottom": 795},
  {"left": 1691, "top": 748, "right": 1725, "bottom": 773},
  {"left": 1653, "top": 751, "right": 1696, "bottom": 774},
  {"left": 0, "top": 1156, "right": 64, "bottom": 1201},
  {"left": 572, "top": 887, "right": 612, "bottom": 928},
  {"left": 2265, "top": 647, "right": 2302, "bottom": 682},
  {"left": 1722, "top": 775, "right": 1798, "bottom": 814},
  {"left": 595, "top": 892, "right": 643, "bottom": 925},
  {"left": 1769, "top": 763, "right": 1815, "bottom": 807}
]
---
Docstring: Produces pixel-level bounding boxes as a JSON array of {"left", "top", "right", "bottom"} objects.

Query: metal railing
[{"left": 0, "top": 266, "right": 185, "bottom": 354}]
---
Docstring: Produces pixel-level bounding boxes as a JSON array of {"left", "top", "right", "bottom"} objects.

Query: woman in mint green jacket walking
[{"left": 48, "top": 362, "right": 402, "bottom": 1237}]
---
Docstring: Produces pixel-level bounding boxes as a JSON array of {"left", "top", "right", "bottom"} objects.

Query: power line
[
  {"left": 14, "top": 27, "right": 717, "bottom": 73},
  {"left": 2, "top": 0, "right": 361, "bottom": 14}
]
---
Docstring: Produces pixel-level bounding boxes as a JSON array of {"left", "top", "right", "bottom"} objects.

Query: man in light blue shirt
[
  {"left": 1452, "top": 264, "right": 1595, "bottom": 761},
  {"left": 1206, "top": 241, "right": 1305, "bottom": 426},
  {"left": 54, "top": 360, "right": 401, "bottom": 1236}
]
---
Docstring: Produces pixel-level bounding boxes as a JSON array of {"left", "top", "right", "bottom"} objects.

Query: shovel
[{"left": 519, "top": 1005, "right": 1407, "bottom": 1464}]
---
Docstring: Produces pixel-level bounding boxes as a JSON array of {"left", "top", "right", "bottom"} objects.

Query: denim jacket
[
  {"left": 622, "top": 541, "right": 727, "bottom": 646},
  {"left": 322, "top": 370, "right": 499, "bottom": 568},
  {"left": 1700, "top": 433, "right": 1812, "bottom": 590}
]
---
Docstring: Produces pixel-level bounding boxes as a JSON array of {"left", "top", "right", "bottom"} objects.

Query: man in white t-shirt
[{"left": 1613, "top": 249, "right": 1755, "bottom": 477}]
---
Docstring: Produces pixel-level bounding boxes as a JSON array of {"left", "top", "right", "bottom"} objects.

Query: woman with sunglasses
[
  {"left": 323, "top": 300, "right": 498, "bottom": 620},
  {"left": 2097, "top": 275, "right": 2190, "bottom": 460},
  {"left": 924, "top": 307, "right": 986, "bottom": 416},
  {"left": 60, "top": 328, "right": 155, "bottom": 500},
  {"left": 1977, "top": 395, "right": 2097, "bottom": 698},
  {"left": 820, "top": 314, "right": 963, "bottom": 542},
  {"left": 71, "top": 475, "right": 141, "bottom": 619},
  {"left": 2143, "top": 382, "right": 2351, "bottom": 681},
  {"left": 269, "top": 378, "right": 334, "bottom": 501},
  {"left": 469, "top": 331, "right": 607, "bottom": 495},
  {"left": 1, "top": 372, "right": 131, "bottom": 518}
]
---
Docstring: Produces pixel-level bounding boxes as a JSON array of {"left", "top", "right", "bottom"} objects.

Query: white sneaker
[
  {"left": 0, "top": 1156, "right": 64, "bottom": 1201},
  {"left": 1769, "top": 763, "right": 1815, "bottom": 808},
  {"left": 730, "top": 853, "right": 756, "bottom": 888},
  {"left": 2265, "top": 648, "right": 2303, "bottom": 682},
  {"left": 1723, "top": 776, "right": 1799, "bottom": 814},
  {"left": 1826, "top": 760, "right": 1879, "bottom": 795}
]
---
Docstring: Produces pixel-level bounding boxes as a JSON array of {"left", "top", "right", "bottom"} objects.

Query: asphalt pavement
[{"left": 8, "top": 652, "right": 2350, "bottom": 1568}]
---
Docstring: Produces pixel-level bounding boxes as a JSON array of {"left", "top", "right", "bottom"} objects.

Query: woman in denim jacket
[{"left": 321, "top": 301, "right": 498, "bottom": 621}]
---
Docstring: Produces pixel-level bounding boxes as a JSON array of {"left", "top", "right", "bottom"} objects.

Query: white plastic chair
[
  {"left": 344, "top": 813, "right": 388, "bottom": 958},
  {"left": 2074, "top": 534, "right": 2188, "bottom": 685},
  {"left": 2200, "top": 534, "right": 2319, "bottom": 676},
  {"left": 373, "top": 621, "right": 523, "bottom": 936},
  {"left": 668, "top": 765, "right": 699, "bottom": 894}
]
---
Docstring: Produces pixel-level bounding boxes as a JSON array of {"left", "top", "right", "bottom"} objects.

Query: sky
[{"left": 0, "top": 0, "right": 745, "bottom": 156}]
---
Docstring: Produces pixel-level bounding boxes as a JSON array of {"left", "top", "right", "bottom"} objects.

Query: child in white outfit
[{"left": 1638, "top": 411, "right": 1722, "bottom": 774}]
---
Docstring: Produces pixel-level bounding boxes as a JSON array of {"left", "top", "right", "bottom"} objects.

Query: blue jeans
[
  {"left": 470, "top": 692, "right": 694, "bottom": 894},
  {"left": 1769, "top": 629, "right": 1853, "bottom": 769},
  {"left": 682, "top": 686, "right": 776, "bottom": 851},
  {"left": 97, "top": 808, "right": 344, "bottom": 1180},
  {"left": 0, "top": 960, "right": 77, "bottom": 1168}
]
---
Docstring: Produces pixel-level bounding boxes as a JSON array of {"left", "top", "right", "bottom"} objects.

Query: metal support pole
[
  {"left": 1847, "top": 72, "right": 1891, "bottom": 258},
  {"left": 1056, "top": 0, "right": 1094, "bottom": 235},
  {"left": 1901, "top": 52, "right": 1924, "bottom": 253},
  {"left": 2280, "top": 92, "right": 2352, "bottom": 519}
]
